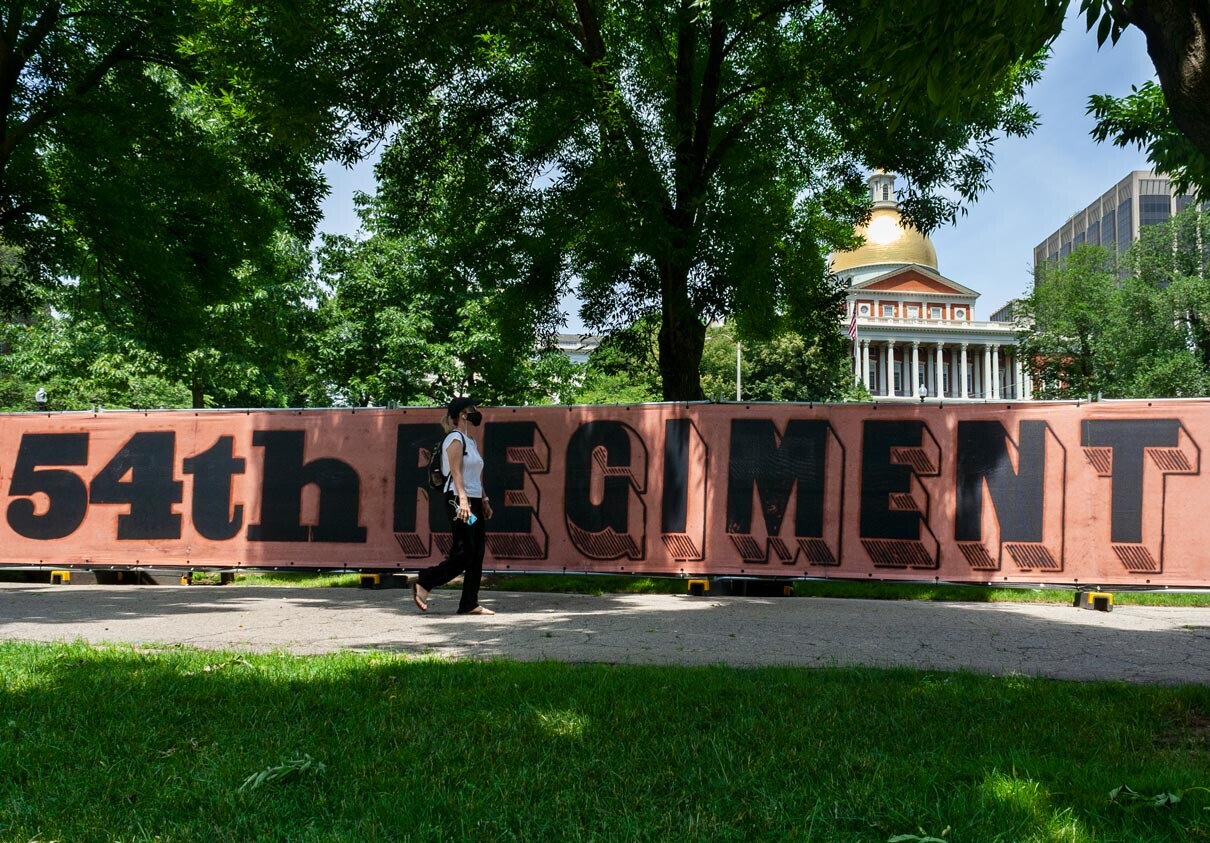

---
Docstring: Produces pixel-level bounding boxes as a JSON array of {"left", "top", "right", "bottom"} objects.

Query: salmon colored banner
[{"left": 0, "top": 401, "right": 1206, "bottom": 586}]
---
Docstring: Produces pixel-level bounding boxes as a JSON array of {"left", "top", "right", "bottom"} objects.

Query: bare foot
[
  {"left": 461, "top": 606, "right": 495, "bottom": 615},
  {"left": 412, "top": 583, "right": 429, "bottom": 612}
]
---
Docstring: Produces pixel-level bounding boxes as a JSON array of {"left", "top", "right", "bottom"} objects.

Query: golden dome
[{"left": 830, "top": 206, "right": 938, "bottom": 273}]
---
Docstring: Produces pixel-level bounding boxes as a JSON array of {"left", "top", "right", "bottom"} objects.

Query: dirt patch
[{"left": 1155, "top": 709, "right": 1210, "bottom": 750}]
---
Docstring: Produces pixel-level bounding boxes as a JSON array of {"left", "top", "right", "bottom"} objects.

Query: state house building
[{"left": 834, "top": 172, "right": 1032, "bottom": 401}]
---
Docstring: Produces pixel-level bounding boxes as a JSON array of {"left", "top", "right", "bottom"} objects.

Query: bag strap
[{"left": 444, "top": 430, "right": 469, "bottom": 493}]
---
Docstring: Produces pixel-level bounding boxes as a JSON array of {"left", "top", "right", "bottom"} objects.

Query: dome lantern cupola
[
  {"left": 830, "top": 171, "right": 938, "bottom": 276},
  {"left": 870, "top": 170, "right": 897, "bottom": 209}
]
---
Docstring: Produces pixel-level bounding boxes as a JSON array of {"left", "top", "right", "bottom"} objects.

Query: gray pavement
[{"left": 2, "top": 583, "right": 1210, "bottom": 685}]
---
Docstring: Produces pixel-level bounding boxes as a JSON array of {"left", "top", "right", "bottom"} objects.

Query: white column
[
  {"left": 853, "top": 338, "right": 861, "bottom": 384},
  {"left": 861, "top": 340, "right": 871, "bottom": 388},
  {"left": 982, "top": 345, "right": 992, "bottom": 399},
  {"left": 1023, "top": 353, "right": 1033, "bottom": 399},
  {"left": 1003, "top": 348, "right": 1013, "bottom": 399},
  {"left": 885, "top": 340, "right": 896, "bottom": 397},
  {"left": 991, "top": 345, "right": 1001, "bottom": 400},
  {"left": 959, "top": 343, "right": 969, "bottom": 399},
  {"left": 1014, "top": 351, "right": 1025, "bottom": 401},
  {"left": 911, "top": 342, "right": 920, "bottom": 397},
  {"left": 934, "top": 342, "right": 944, "bottom": 398}
]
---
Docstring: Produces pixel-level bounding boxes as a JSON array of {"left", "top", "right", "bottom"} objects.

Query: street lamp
[
  {"left": 917, "top": 383, "right": 927, "bottom": 403},
  {"left": 34, "top": 387, "right": 47, "bottom": 411}
]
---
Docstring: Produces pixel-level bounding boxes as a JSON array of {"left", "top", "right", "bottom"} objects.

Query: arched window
[{"left": 881, "top": 184, "right": 890, "bottom": 201}]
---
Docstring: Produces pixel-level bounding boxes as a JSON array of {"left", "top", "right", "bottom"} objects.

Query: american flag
[{"left": 847, "top": 307, "right": 858, "bottom": 340}]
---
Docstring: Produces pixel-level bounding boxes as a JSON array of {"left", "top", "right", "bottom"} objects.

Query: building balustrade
[{"left": 855, "top": 315, "right": 1017, "bottom": 332}]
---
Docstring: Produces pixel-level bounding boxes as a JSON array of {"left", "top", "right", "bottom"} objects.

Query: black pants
[{"left": 416, "top": 494, "right": 486, "bottom": 613}]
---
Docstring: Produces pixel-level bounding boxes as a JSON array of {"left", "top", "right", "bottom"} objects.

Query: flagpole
[{"left": 848, "top": 305, "right": 860, "bottom": 385}]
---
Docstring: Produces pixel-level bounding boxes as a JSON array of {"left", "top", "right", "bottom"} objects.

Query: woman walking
[{"left": 412, "top": 397, "right": 495, "bottom": 615}]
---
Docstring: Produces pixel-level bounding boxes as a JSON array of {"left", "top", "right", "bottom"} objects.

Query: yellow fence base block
[
  {"left": 50, "top": 570, "right": 72, "bottom": 585},
  {"left": 358, "top": 572, "right": 408, "bottom": 589},
  {"left": 687, "top": 578, "right": 710, "bottom": 596},
  {"left": 1074, "top": 591, "right": 1114, "bottom": 612}
]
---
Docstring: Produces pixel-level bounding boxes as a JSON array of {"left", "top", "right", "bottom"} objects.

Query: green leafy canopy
[{"left": 354, "top": 1, "right": 1055, "bottom": 400}]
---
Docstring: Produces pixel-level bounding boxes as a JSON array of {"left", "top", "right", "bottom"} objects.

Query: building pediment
[{"left": 849, "top": 265, "right": 979, "bottom": 298}]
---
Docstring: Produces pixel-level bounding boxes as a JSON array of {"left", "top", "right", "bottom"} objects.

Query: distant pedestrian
[{"left": 412, "top": 397, "right": 495, "bottom": 615}]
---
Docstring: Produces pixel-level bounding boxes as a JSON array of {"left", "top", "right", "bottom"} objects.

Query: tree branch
[
  {"left": 1, "top": 3, "right": 63, "bottom": 144},
  {"left": 12, "top": 2, "right": 64, "bottom": 71},
  {"left": 546, "top": 0, "right": 587, "bottom": 51},
  {"left": 702, "top": 106, "right": 760, "bottom": 182},
  {"left": 690, "top": 16, "right": 727, "bottom": 203},
  {"left": 1, "top": 27, "right": 144, "bottom": 173},
  {"left": 569, "top": 0, "right": 670, "bottom": 223},
  {"left": 721, "top": 0, "right": 804, "bottom": 58},
  {"left": 672, "top": 1, "right": 697, "bottom": 209}
]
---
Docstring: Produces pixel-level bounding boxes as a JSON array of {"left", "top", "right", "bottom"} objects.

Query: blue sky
[{"left": 319, "top": 7, "right": 1158, "bottom": 330}]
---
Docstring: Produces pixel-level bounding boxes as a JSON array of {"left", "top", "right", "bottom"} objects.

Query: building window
[
  {"left": 1117, "top": 199, "right": 1132, "bottom": 245},
  {"left": 882, "top": 304, "right": 895, "bottom": 317},
  {"left": 930, "top": 306, "right": 943, "bottom": 319},
  {"left": 954, "top": 308, "right": 966, "bottom": 319},
  {"left": 893, "top": 366, "right": 902, "bottom": 393},
  {"left": 882, "top": 184, "right": 890, "bottom": 201},
  {"left": 907, "top": 305, "right": 919, "bottom": 318},
  {"left": 1140, "top": 195, "right": 1171, "bottom": 228},
  {"left": 858, "top": 304, "right": 870, "bottom": 315}
]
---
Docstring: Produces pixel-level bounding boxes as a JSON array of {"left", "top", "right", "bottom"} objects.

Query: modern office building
[
  {"left": 1033, "top": 170, "right": 1199, "bottom": 271},
  {"left": 833, "top": 172, "right": 1030, "bottom": 401}
]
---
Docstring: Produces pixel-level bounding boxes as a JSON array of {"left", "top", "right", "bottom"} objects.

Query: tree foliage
[
  {"left": 1088, "top": 81, "right": 1210, "bottom": 199},
  {"left": 0, "top": 1, "right": 356, "bottom": 353},
  {"left": 0, "top": 296, "right": 191, "bottom": 412},
  {"left": 876, "top": 1, "right": 1210, "bottom": 197},
  {"left": 569, "top": 317, "right": 663, "bottom": 405},
  {"left": 310, "top": 229, "right": 579, "bottom": 408},
  {"left": 0, "top": 233, "right": 320, "bottom": 411},
  {"left": 1079, "top": 0, "right": 1210, "bottom": 197},
  {"left": 700, "top": 321, "right": 851, "bottom": 402},
  {"left": 1019, "top": 208, "right": 1210, "bottom": 399},
  {"left": 570, "top": 315, "right": 852, "bottom": 404},
  {"left": 357, "top": 0, "right": 1052, "bottom": 401}
]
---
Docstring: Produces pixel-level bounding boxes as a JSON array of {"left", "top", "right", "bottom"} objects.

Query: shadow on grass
[{"left": 1, "top": 643, "right": 1209, "bottom": 842}]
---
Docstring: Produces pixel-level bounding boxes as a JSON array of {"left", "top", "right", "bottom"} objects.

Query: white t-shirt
[{"left": 442, "top": 430, "right": 484, "bottom": 497}]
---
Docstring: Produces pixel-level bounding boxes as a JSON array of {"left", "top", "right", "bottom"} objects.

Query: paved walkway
[{"left": 2, "top": 584, "right": 1209, "bottom": 685}]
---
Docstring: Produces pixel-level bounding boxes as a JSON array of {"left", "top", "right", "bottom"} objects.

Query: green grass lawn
[{"left": 1, "top": 642, "right": 1208, "bottom": 842}]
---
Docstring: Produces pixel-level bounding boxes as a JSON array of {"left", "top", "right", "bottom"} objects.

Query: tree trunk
[
  {"left": 657, "top": 263, "right": 707, "bottom": 401},
  {"left": 1130, "top": 1, "right": 1210, "bottom": 160},
  {"left": 191, "top": 374, "right": 205, "bottom": 409}
]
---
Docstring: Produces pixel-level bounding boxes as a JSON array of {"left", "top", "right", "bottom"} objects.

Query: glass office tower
[{"left": 1032, "top": 171, "right": 1198, "bottom": 272}]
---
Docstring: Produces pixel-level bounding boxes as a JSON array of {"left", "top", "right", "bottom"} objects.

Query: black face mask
[{"left": 466, "top": 410, "right": 483, "bottom": 426}]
